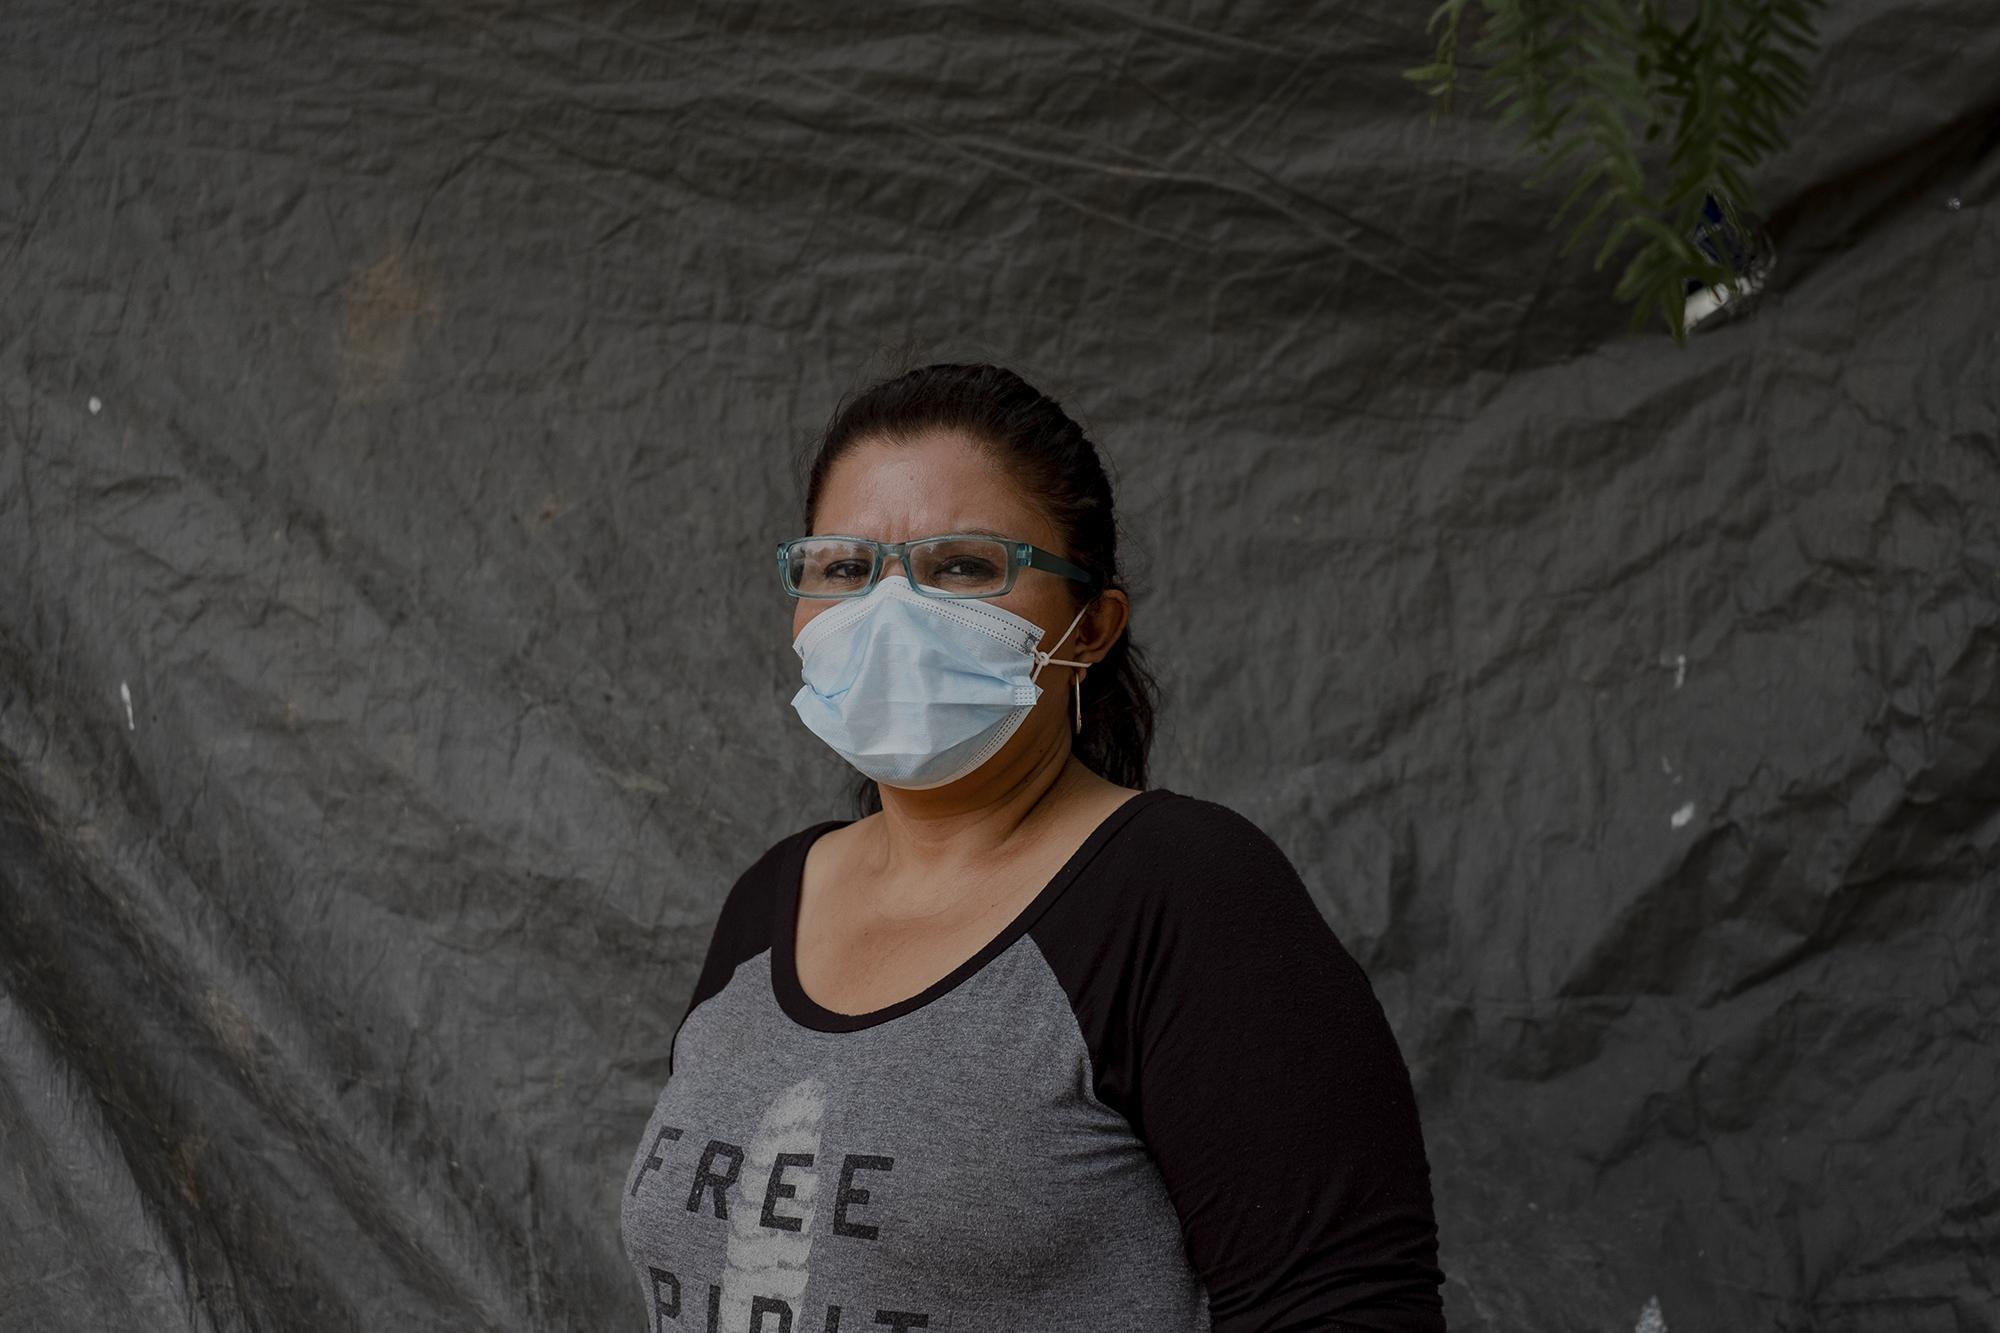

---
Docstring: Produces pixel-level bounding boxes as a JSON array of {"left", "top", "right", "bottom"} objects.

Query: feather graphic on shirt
[{"left": 718, "top": 1076, "right": 826, "bottom": 1327}]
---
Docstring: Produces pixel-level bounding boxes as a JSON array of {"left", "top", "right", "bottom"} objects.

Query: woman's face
[{"left": 794, "top": 429, "right": 1127, "bottom": 788}]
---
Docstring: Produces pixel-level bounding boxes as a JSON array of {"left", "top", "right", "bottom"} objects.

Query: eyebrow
[{"left": 809, "top": 527, "right": 1018, "bottom": 542}]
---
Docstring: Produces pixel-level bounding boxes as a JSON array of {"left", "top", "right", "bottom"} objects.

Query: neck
[{"left": 865, "top": 742, "right": 1097, "bottom": 882}]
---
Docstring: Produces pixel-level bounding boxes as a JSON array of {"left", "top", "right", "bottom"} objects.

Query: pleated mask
[{"left": 789, "top": 575, "right": 1091, "bottom": 789}]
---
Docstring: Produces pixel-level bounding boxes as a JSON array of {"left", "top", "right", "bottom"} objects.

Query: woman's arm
[{"left": 1046, "top": 796, "right": 1448, "bottom": 1331}]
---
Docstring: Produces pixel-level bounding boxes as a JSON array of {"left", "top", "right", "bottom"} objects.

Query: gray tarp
[{"left": 2, "top": 2, "right": 1995, "bottom": 1329}]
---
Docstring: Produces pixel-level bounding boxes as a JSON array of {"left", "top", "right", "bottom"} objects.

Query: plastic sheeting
[{"left": 2, "top": 2, "right": 1995, "bottom": 1330}]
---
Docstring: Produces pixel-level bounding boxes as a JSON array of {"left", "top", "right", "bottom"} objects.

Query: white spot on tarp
[
  {"left": 119, "top": 681, "right": 134, "bottom": 730},
  {"left": 88, "top": 396, "right": 102, "bottom": 414},
  {"left": 1947, "top": 196, "right": 1962, "bottom": 210},
  {"left": 1673, "top": 653, "right": 1686, "bottom": 688},
  {"left": 1670, "top": 801, "right": 1695, "bottom": 828},
  {"left": 1635, "top": 1294, "right": 1667, "bottom": 1333}
]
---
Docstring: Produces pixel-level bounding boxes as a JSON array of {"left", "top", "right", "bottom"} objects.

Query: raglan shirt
[{"left": 619, "top": 788, "right": 1446, "bottom": 1332}]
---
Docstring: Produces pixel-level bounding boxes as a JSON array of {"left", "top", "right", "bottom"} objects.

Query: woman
[{"left": 620, "top": 363, "right": 1447, "bottom": 1331}]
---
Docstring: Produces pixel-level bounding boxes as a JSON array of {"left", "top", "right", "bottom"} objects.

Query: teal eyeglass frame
[{"left": 776, "top": 532, "right": 1099, "bottom": 600}]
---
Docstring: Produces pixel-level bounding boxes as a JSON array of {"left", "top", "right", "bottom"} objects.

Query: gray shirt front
[{"left": 619, "top": 789, "right": 1446, "bottom": 1332}]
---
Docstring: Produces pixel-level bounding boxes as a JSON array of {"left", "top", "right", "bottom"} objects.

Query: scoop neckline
[{"left": 770, "top": 786, "right": 1177, "bottom": 1033}]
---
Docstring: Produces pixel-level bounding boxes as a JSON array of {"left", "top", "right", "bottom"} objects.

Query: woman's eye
[
  {"left": 938, "top": 558, "right": 998, "bottom": 579},
  {"left": 822, "top": 561, "right": 869, "bottom": 582}
]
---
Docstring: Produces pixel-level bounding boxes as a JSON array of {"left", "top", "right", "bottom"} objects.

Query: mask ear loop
[{"left": 1032, "top": 599, "right": 1095, "bottom": 736}]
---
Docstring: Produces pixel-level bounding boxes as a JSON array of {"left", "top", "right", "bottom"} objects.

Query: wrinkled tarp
[{"left": 2, "top": 1, "right": 1996, "bottom": 1330}]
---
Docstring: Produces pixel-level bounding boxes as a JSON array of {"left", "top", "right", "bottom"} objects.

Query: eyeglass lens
[{"left": 786, "top": 537, "right": 1011, "bottom": 597}]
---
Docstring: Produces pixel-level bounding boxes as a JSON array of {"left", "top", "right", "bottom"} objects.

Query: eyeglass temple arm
[{"left": 1021, "top": 544, "right": 1098, "bottom": 588}]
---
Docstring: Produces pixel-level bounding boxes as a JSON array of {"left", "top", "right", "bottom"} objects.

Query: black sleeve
[
  {"left": 1033, "top": 796, "right": 1447, "bottom": 1332},
  {"left": 666, "top": 821, "right": 828, "bottom": 1078}
]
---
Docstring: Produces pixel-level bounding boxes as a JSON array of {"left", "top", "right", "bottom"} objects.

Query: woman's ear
[{"left": 1085, "top": 588, "right": 1130, "bottom": 663}]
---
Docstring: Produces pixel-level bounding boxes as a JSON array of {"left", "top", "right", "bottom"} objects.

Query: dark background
[{"left": 2, "top": 2, "right": 1996, "bottom": 1329}]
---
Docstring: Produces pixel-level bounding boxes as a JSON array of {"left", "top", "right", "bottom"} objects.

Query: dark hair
[{"left": 801, "top": 362, "right": 1162, "bottom": 817}]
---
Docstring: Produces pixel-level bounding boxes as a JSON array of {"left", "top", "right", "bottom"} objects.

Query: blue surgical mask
[{"left": 789, "top": 575, "right": 1092, "bottom": 789}]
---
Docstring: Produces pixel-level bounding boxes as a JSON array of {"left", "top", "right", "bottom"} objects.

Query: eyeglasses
[{"left": 776, "top": 532, "right": 1099, "bottom": 600}]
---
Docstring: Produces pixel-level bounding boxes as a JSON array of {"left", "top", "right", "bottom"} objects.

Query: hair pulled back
[{"left": 801, "top": 362, "right": 1162, "bottom": 817}]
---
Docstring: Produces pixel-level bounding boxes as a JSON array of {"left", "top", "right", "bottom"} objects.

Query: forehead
[{"left": 812, "top": 430, "right": 1062, "bottom": 547}]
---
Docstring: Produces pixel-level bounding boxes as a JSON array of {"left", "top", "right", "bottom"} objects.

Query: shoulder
[
  {"left": 704, "top": 816, "right": 851, "bottom": 949},
  {"left": 1035, "top": 788, "right": 1347, "bottom": 983},
  {"left": 1124, "top": 790, "right": 1298, "bottom": 868},
  {"left": 1111, "top": 790, "right": 1331, "bottom": 934},
  {"left": 748, "top": 814, "right": 858, "bottom": 888},
  {"left": 677, "top": 815, "right": 850, "bottom": 1030}
]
